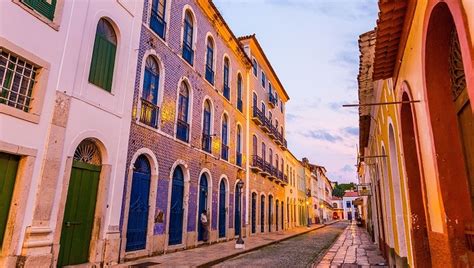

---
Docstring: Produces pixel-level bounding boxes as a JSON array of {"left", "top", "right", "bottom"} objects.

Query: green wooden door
[
  {"left": 0, "top": 152, "right": 19, "bottom": 249},
  {"left": 57, "top": 160, "right": 100, "bottom": 267}
]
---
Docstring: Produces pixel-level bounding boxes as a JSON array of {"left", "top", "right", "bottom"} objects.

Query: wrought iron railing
[
  {"left": 268, "top": 93, "right": 277, "bottom": 107},
  {"left": 202, "top": 134, "right": 212, "bottom": 153},
  {"left": 236, "top": 152, "right": 242, "bottom": 167},
  {"left": 221, "top": 143, "right": 229, "bottom": 161},
  {"left": 139, "top": 98, "right": 159, "bottom": 128}
]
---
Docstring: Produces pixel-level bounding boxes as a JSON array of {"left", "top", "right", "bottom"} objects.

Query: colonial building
[
  {"left": 357, "top": 0, "right": 474, "bottom": 267},
  {"left": 310, "top": 165, "right": 333, "bottom": 224},
  {"left": 342, "top": 191, "right": 359, "bottom": 222},
  {"left": 239, "top": 34, "right": 289, "bottom": 236},
  {"left": 120, "top": 0, "right": 252, "bottom": 260},
  {"left": 285, "top": 150, "right": 302, "bottom": 229},
  {"left": 0, "top": 0, "right": 142, "bottom": 267}
]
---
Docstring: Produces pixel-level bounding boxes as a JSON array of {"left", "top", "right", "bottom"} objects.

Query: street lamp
[{"left": 235, "top": 180, "right": 245, "bottom": 249}]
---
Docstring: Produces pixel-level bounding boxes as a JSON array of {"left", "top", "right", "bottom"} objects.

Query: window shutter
[
  {"left": 88, "top": 34, "right": 116, "bottom": 92},
  {"left": 21, "top": 0, "right": 57, "bottom": 20}
]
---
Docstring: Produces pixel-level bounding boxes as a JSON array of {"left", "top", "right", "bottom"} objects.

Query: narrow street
[{"left": 213, "top": 222, "right": 348, "bottom": 267}]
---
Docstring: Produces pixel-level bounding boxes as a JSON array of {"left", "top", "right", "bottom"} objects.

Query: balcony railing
[
  {"left": 237, "top": 99, "right": 243, "bottom": 112},
  {"left": 236, "top": 152, "right": 242, "bottom": 167},
  {"left": 221, "top": 143, "right": 229, "bottom": 161},
  {"left": 182, "top": 42, "right": 194, "bottom": 65},
  {"left": 252, "top": 106, "right": 263, "bottom": 125},
  {"left": 251, "top": 155, "right": 263, "bottom": 172},
  {"left": 223, "top": 85, "right": 230, "bottom": 100},
  {"left": 205, "top": 65, "right": 214, "bottom": 85},
  {"left": 202, "top": 134, "right": 212, "bottom": 153},
  {"left": 268, "top": 93, "right": 277, "bottom": 108},
  {"left": 150, "top": 10, "right": 166, "bottom": 39},
  {"left": 176, "top": 119, "right": 189, "bottom": 142},
  {"left": 139, "top": 98, "right": 159, "bottom": 128}
]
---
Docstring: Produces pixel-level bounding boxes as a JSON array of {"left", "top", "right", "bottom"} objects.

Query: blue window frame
[
  {"left": 150, "top": 0, "right": 166, "bottom": 39},
  {"left": 140, "top": 57, "right": 160, "bottom": 128},
  {"left": 182, "top": 11, "right": 194, "bottom": 65},
  {"left": 261, "top": 71, "right": 266, "bottom": 88},
  {"left": 205, "top": 37, "right": 214, "bottom": 84},
  {"left": 221, "top": 114, "right": 229, "bottom": 160},
  {"left": 237, "top": 74, "right": 243, "bottom": 112},
  {"left": 177, "top": 83, "right": 189, "bottom": 142},
  {"left": 236, "top": 125, "right": 242, "bottom": 166},
  {"left": 223, "top": 58, "right": 230, "bottom": 100},
  {"left": 202, "top": 100, "right": 212, "bottom": 152},
  {"left": 252, "top": 59, "right": 257, "bottom": 76}
]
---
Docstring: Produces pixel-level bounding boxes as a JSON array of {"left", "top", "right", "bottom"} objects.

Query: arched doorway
[
  {"left": 276, "top": 200, "right": 279, "bottom": 231},
  {"left": 198, "top": 173, "right": 208, "bottom": 241},
  {"left": 260, "top": 195, "right": 265, "bottom": 233},
  {"left": 58, "top": 140, "right": 102, "bottom": 266},
  {"left": 268, "top": 195, "right": 273, "bottom": 232},
  {"left": 234, "top": 182, "right": 242, "bottom": 236},
  {"left": 126, "top": 155, "right": 151, "bottom": 251},
  {"left": 425, "top": 2, "right": 473, "bottom": 260},
  {"left": 400, "top": 91, "right": 431, "bottom": 266},
  {"left": 218, "top": 180, "right": 226, "bottom": 238},
  {"left": 251, "top": 193, "right": 256, "bottom": 234},
  {"left": 169, "top": 166, "right": 185, "bottom": 245}
]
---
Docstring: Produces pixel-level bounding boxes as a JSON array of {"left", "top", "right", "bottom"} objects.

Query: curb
[{"left": 197, "top": 220, "right": 343, "bottom": 268}]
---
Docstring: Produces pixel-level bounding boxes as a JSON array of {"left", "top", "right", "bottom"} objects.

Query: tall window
[
  {"left": 150, "top": 0, "right": 166, "bottom": 39},
  {"left": 269, "top": 148, "right": 273, "bottom": 167},
  {"left": 261, "top": 103, "right": 266, "bottom": 116},
  {"left": 0, "top": 50, "right": 38, "bottom": 113},
  {"left": 276, "top": 156, "right": 279, "bottom": 172},
  {"left": 236, "top": 125, "right": 242, "bottom": 166},
  {"left": 262, "top": 142, "right": 266, "bottom": 162},
  {"left": 89, "top": 18, "right": 117, "bottom": 92},
  {"left": 269, "top": 111, "right": 272, "bottom": 124},
  {"left": 261, "top": 71, "right": 266, "bottom": 88},
  {"left": 252, "top": 135, "right": 258, "bottom": 156},
  {"left": 237, "top": 74, "right": 243, "bottom": 112},
  {"left": 176, "top": 83, "right": 190, "bottom": 142},
  {"left": 140, "top": 56, "right": 160, "bottom": 128},
  {"left": 223, "top": 58, "right": 230, "bottom": 100},
  {"left": 21, "top": 0, "right": 56, "bottom": 20},
  {"left": 252, "top": 59, "right": 257, "bottom": 76},
  {"left": 182, "top": 11, "right": 194, "bottom": 65},
  {"left": 202, "top": 100, "right": 212, "bottom": 152},
  {"left": 280, "top": 101, "right": 284, "bottom": 113},
  {"left": 253, "top": 92, "right": 257, "bottom": 108},
  {"left": 221, "top": 114, "right": 229, "bottom": 160},
  {"left": 205, "top": 37, "right": 214, "bottom": 84}
]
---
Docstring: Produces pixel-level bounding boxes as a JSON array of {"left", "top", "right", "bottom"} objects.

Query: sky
[{"left": 213, "top": 0, "right": 379, "bottom": 184}]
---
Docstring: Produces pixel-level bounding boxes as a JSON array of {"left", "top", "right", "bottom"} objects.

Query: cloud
[
  {"left": 342, "top": 126, "right": 359, "bottom": 136},
  {"left": 340, "top": 164, "right": 354, "bottom": 173},
  {"left": 302, "top": 130, "right": 342, "bottom": 143},
  {"left": 286, "top": 113, "right": 300, "bottom": 122},
  {"left": 331, "top": 49, "right": 359, "bottom": 67}
]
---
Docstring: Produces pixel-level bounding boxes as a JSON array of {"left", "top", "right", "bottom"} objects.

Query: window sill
[
  {"left": 13, "top": 0, "right": 61, "bottom": 31},
  {"left": 0, "top": 105, "right": 40, "bottom": 124}
]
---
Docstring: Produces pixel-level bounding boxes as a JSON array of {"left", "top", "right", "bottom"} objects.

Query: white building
[
  {"left": 0, "top": 1, "right": 142, "bottom": 266},
  {"left": 309, "top": 164, "right": 333, "bottom": 224},
  {"left": 342, "top": 191, "right": 359, "bottom": 221}
]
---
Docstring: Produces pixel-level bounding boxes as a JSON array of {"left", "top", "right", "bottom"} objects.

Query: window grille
[{"left": 0, "top": 50, "right": 38, "bottom": 113}]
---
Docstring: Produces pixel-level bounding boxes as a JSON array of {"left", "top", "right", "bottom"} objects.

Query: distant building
[{"left": 342, "top": 191, "right": 359, "bottom": 221}]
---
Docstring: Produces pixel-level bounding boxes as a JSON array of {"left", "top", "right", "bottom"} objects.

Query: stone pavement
[
  {"left": 315, "top": 223, "right": 387, "bottom": 268},
  {"left": 115, "top": 222, "right": 338, "bottom": 267}
]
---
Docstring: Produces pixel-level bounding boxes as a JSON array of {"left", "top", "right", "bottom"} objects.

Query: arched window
[
  {"left": 236, "top": 125, "right": 242, "bottom": 166},
  {"left": 252, "top": 135, "right": 258, "bottom": 156},
  {"left": 150, "top": 0, "right": 166, "bottom": 39},
  {"left": 261, "top": 103, "right": 266, "bottom": 116},
  {"left": 276, "top": 156, "right": 279, "bottom": 177},
  {"left": 253, "top": 92, "right": 257, "bottom": 109},
  {"left": 182, "top": 11, "right": 194, "bottom": 65},
  {"left": 223, "top": 57, "right": 230, "bottom": 100},
  {"left": 262, "top": 142, "right": 266, "bottom": 162},
  {"left": 89, "top": 18, "right": 117, "bottom": 92},
  {"left": 261, "top": 71, "right": 266, "bottom": 88},
  {"left": 202, "top": 100, "right": 212, "bottom": 152},
  {"left": 252, "top": 59, "right": 257, "bottom": 76},
  {"left": 205, "top": 37, "right": 214, "bottom": 84},
  {"left": 269, "top": 148, "right": 273, "bottom": 168},
  {"left": 237, "top": 74, "right": 243, "bottom": 112},
  {"left": 176, "top": 82, "right": 189, "bottom": 142},
  {"left": 140, "top": 56, "right": 160, "bottom": 128},
  {"left": 221, "top": 114, "right": 229, "bottom": 161}
]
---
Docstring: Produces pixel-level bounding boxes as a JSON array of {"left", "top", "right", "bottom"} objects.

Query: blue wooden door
[
  {"left": 126, "top": 156, "right": 151, "bottom": 251},
  {"left": 169, "top": 167, "right": 184, "bottom": 245},
  {"left": 251, "top": 193, "right": 256, "bottom": 234},
  {"left": 218, "top": 180, "right": 226, "bottom": 238},
  {"left": 234, "top": 184, "right": 241, "bottom": 236},
  {"left": 268, "top": 196, "right": 273, "bottom": 232},
  {"left": 198, "top": 174, "right": 208, "bottom": 241},
  {"left": 260, "top": 196, "right": 265, "bottom": 233},
  {"left": 276, "top": 201, "right": 279, "bottom": 231}
]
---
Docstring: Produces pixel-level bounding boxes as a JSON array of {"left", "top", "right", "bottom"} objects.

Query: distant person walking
[{"left": 201, "top": 209, "right": 209, "bottom": 242}]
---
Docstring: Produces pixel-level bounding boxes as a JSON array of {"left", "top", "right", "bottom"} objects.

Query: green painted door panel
[
  {"left": 0, "top": 152, "right": 20, "bottom": 249},
  {"left": 57, "top": 160, "right": 100, "bottom": 267}
]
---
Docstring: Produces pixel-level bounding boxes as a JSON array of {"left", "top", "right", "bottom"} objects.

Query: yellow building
[{"left": 358, "top": 0, "right": 474, "bottom": 267}]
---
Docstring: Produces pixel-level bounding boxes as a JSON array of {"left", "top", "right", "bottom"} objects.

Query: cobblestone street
[
  {"left": 213, "top": 222, "right": 348, "bottom": 267},
  {"left": 315, "top": 223, "right": 387, "bottom": 268}
]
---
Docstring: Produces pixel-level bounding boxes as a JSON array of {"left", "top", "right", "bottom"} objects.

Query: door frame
[
  {"left": 195, "top": 169, "right": 213, "bottom": 244},
  {"left": 164, "top": 160, "right": 190, "bottom": 250},
  {"left": 53, "top": 138, "right": 111, "bottom": 267},
  {"left": 217, "top": 175, "right": 229, "bottom": 240},
  {"left": 0, "top": 143, "right": 36, "bottom": 265},
  {"left": 120, "top": 149, "right": 159, "bottom": 261}
]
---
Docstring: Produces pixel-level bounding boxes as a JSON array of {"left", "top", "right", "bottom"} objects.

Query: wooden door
[
  {"left": 218, "top": 181, "right": 226, "bottom": 238},
  {"left": 234, "top": 185, "right": 241, "bottom": 236},
  {"left": 58, "top": 160, "right": 100, "bottom": 267},
  {"left": 198, "top": 175, "right": 208, "bottom": 241},
  {"left": 169, "top": 167, "right": 184, "bottom": 246},
  {"left": 251, "top": 193, "right": 256, "bottom": 234},
  {"left": 0, "top": 152, "right": 19, "bottom": 249}
]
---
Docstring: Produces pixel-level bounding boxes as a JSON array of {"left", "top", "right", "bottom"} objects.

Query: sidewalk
[
  {"left": 116, "top": 222, "right": 339, "bottom": 267},
  {"left": 314, "top": 223, "right": 387, "bottom": 268}
]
